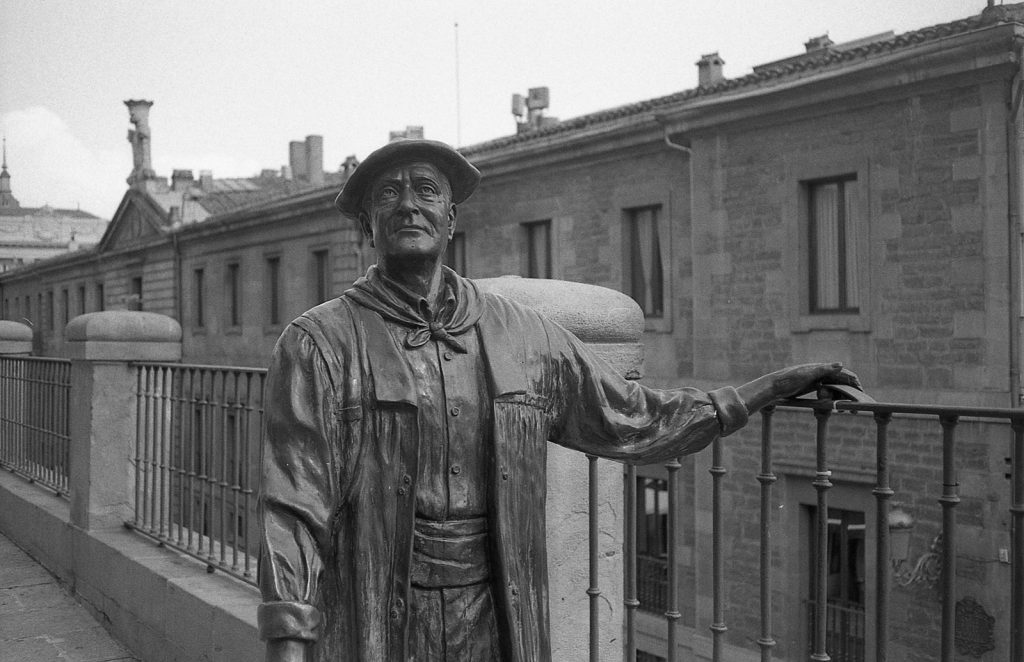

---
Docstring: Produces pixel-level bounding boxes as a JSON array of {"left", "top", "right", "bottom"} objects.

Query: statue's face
[{"left": 364, "top": 161, "right": 455, "bottom": 263}]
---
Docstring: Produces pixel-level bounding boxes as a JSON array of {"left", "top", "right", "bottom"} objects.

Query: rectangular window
[
  {"left": 128, "top": 277, "right": 143, "bottom": 311},
  {"left": 445, "top": 232, "right": 467, "bottom": 275},
  {"left": 96, "top": 283, "right": 105, "bottom": 311},
  {"left": 625, "top": 205, "right": 665, "bottom": 318},
  {"left": 37, "top": 294, "right": 43, "bottom": 325},
  {"left": 61, "top": 289, "right": 69, "bottom": 326},
  {"left": 635, "top": 476, "right": 669, "bottom": 614},
  {"left": 13, "top": 297, "right": 19, "bottom": 320},
  {"left": 808, "top": 176, "right": 859, "bottom": 314},
  {"left": 226, "top": 263, "right": 241, "bottom": 327},
  {"left": 312, "top": 249, "right": 330, "bottom": 304},
  {"left": 266, "top": 256, "right": 281, "bottom": 325},
  {"left": 805, "top": 506, "right": 866, "bottom": 660},
  {"left": 47, "top": 291, "right": 54, "bottom": 330},
  {"left": 193, "top": 269, "right": 205, "bottom": 328},
  {"left": 24, "top": 296, "right": 31, "bottom": 323},
  {"left": 77, "top": 285, "right": 86, "bottom": 315},
  {"left": 524, "top": 220, "right": 552, "bottom": 279}
]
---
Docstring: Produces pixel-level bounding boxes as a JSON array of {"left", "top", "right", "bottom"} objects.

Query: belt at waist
[{"left": 411, "top": 517, "right": 490, "bottom": 589}]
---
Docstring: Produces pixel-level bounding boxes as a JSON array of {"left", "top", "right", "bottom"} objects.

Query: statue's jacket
[{"left": 257, "top": 274, "right": 748, "bottom": 661}]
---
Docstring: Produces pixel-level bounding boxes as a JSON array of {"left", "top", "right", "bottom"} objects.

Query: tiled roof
[
  {"left": 461, "top": 8, "right": 1016, "bottom": 157},
  {"left": 0, "top": 205, "right": 100, "bottom": 219}
]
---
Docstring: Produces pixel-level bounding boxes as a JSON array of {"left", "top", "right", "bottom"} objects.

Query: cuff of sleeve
[
  {"left": 258, "top": 601, "right": 322, "bottom": 642},
  {"left": 708, "top": 386, "right": 749, "bottom": 437}
]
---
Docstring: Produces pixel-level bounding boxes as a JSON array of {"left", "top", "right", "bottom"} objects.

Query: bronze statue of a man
[{"left": 257, "top": 139, "right": 859, "bottom": 661}]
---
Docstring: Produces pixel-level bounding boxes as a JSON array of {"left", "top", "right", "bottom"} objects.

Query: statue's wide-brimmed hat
[{"left": 335, "top": 139, "right": 481, "bottom": 219}]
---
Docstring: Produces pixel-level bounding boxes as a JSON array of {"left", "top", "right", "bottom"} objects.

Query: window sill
[
  {"left": 224, "top": 326, "right": 242, "bottom": 336},
  {"left": 643, "top": 316, "right": 673, "bottom": 334},
  {"left": 792, "top": 312, "right": 871, "bottom": 334}
]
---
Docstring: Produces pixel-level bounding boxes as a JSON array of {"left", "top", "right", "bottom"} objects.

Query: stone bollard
[
  {"left": 0, "top": 320, "right": 33, "bottom": 355},
  {"left": 475, "top": 276, "right": 643, "bottom": 662},
  {"left": 65, "top": 311, "right": 181, "bottom": 530}
]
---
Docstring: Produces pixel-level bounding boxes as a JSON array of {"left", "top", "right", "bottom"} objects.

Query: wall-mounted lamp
[{"left": 887, "top": 505, "right": 942, "bottom": 587}]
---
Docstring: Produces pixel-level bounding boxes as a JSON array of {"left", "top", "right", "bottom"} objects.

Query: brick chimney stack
[
  {"left": 696, "top": 53, "right": 725, "bottom": 88},
  {"left": 289, "top": 141, "right": 308, "bottom": 182},
  {"left": 171, "top": 169, "right": 194, "bottom": 192},
  {"left": 305, "top": 135, "right": 324, "bottom": 186}
]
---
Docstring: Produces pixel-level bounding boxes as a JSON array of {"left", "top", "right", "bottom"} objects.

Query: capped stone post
[
  {"left": 0, "top": 320, "right": 33, "bottom": 355},
  {"left": 475, "top": 276, "right": 643, "bottom": 662},
  {"left": 65, "top": 311, "right": 181, "bottom": 530}
]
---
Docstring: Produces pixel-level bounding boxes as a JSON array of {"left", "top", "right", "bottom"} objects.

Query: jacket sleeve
[
  {"left": 546, "top": 318, "right": 747, "bottom": 465},
  {"left": 257, "top": 323, "right": 341, "bottom": 643}
]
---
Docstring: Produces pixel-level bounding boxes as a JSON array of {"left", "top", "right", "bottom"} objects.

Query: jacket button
[
  {"left": 451, "top": 464, "right": 461, "bottom": 475},
  {"left": 403, "top": 474, "right": 411, "bottom": 484},
  {"left": 449, "top": 406, "right": 461, "bottom": 416},
  {"left": 443, "top": 351, "right": 454, "bottom": 361},
  {"left": 397, "top": 487, "right": 407, "bottom": 496},
  {"left": 390, "top": 608, "right": 400, "bottom": 620},
  {"left": 500, "top": 466, "right": 509, "bottom": 480}
]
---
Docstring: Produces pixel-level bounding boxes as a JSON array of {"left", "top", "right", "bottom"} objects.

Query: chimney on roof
[
  {"left": 199, "top": 170, "right": 214, "bottom": 190},
  {"left": 696, "top": 52, "right": 725, "bottom": 88},
  {"left": 289, "top": 141, "right": 308, "bottom": 182},
  {"left": 513, "top": 87, "right": 558, "bottom": 134},
  {"left": 389, "top": 126, "right": 425, "bottom": 142},
  {"left": 804, "top": 34, "right": 834, "bottom": 52},
  {"left": 305, "top": 135, "right": 324, "bottom": 186},
  {"left": 171, "top": 169, "right": 194, "bottom": 192}
]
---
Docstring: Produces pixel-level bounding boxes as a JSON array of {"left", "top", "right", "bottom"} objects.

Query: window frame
[
  {"left": 522, "top": 219, "right": 553, "bottom": 279},
  {"left": 192, "top": 267, "right": 206, "bottom": 330},
  {"left": 265, "top": 254, "right": 283, "bottom": 330},
  {"left": 784, "top": 158, "right": 871, "bottom": 334},
  {"left": 225, "top": 261, "right": 242, "bottom": 331},
  {"left": 623, "top": 203, "right": 671, "bottom": 332},
  {"left": 807, "top": 175, "right": 860, "bottom": 315}
]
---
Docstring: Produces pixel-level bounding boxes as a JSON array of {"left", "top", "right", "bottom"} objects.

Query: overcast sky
[{"left": 1, "top": 0, "right": 987, "bottom": 217}]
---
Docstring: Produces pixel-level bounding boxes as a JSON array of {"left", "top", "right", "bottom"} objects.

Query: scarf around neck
[{"left": 344, "top": 265, "right": 485, "bottom": 353}]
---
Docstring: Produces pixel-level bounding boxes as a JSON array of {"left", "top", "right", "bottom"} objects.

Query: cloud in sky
[{"left": 1, "top": 107, "right": 124, "bottom": 217}]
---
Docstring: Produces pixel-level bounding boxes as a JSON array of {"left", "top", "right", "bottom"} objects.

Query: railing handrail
[
  {"left": 780, "top": 394, "right": 1024, "bottom": 421},
  {"left": 0, "top": 355, "right": 71, "bottom": 365},
  {"left": 132, "top": 360, "right": 267, "bottom": 375}
]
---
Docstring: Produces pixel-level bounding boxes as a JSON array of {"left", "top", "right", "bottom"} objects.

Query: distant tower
[
  {"left": 124, "top": 99, "right": 156, "bottom": 187},
  {"left": 0, "top": 137, "right": 19, "bottom": 208}
]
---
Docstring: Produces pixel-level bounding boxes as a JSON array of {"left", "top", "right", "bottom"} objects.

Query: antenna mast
[{"left": 454, "top": 21, "right": 462, "bottom": 146}]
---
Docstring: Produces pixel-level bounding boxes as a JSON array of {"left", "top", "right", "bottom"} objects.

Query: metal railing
[
  {"left": 127, "top": 362, "right": 265, "bottom": 585},
  {"left": 616, "top": 394, "right": 1024, "bottom": 662},
  {"left": 0, "top": 356, "right": 71, "bottom": 495}
]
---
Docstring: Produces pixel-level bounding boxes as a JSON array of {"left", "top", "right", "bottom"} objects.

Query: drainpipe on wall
[{"left": 1009, "top": 43, "right": 1024, "bottom": 406}]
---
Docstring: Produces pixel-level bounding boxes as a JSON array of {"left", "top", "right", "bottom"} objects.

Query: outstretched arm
[{"left": 736, "top": 362, "right": 861, "bottom": 416}]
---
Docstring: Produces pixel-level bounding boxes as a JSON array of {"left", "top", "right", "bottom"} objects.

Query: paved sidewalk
[{"left": 0, "top": 531, "right": 139, "bottom": 662}]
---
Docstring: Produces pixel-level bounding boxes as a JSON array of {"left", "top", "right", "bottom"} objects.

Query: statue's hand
[{"left": 775, "top": 362, "right": 861, "bottom": 400}]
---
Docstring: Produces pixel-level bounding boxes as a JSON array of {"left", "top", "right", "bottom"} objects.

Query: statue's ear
[
  {"left": 358, "top": 212, "right": 374, "bottom": 247},
  {"left": 447, "top": 204, "right": 458, "bottom": 239}
]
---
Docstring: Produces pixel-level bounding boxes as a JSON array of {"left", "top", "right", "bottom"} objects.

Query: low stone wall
[{"left": 0, "top": 471, "right": 262, "bottom": 662}]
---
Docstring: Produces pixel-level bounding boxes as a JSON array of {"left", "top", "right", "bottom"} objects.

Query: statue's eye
[
  {"left": 417, "top": 183, "right": 438, "bottom": 197},
  {"left": 378, "top": 185, "right": 399, "bottom": 200}
]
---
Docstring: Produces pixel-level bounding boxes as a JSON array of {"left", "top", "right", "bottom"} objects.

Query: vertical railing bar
[
  {"left": 187, "top": 367, "right": 197, "bottom": 551},
  {"left": 938, "top": 415, "right": 959, "bottom": 662},
  {"left": 709, "top": 439, "right": 727, "bottom": 662},
  {"left": 134, "top": 366, "right": 146, "bottom": 528},
  {"left": 218, "top": 371, "right": 229, "bottom": 566},
  {"left": 231, "top": 376, "right": 243, "bottom": 572},
  {"left": 624, "top": 464, "right": 638, "bottom": 662},
  {"left": 810, "top": 401, "right": 833, "bottom": 662},
  {"left": 198, "top": 369, "right": 209, "bottom": 556},
  {"left": 147, "top": 365, "right": 158, "bottom": 534},
  {"left": 586, "top": 454, "right": 600, "bottom": 662},
  {"left": 872, "top": 411, "right": 893, "bottom": 662},
  {"left": 160, "top": 366, "right": 173, "bottom": 539},
  {"left": 757, "top": 406, "right": 777, "bottom": 661},
  {"left": 243, "top": 371, "right": 261, "bottom": 577},
  {"left": 1011, "top": 416, "right": 1024, "bottom": 662},
  {"left": 665, "top": 454, "right": 682, "bottom": 662}
]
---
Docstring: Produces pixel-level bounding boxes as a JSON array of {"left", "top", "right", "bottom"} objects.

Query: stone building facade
[{"left": 2, "top": 5, "right": 1023, "bottom": 660}]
